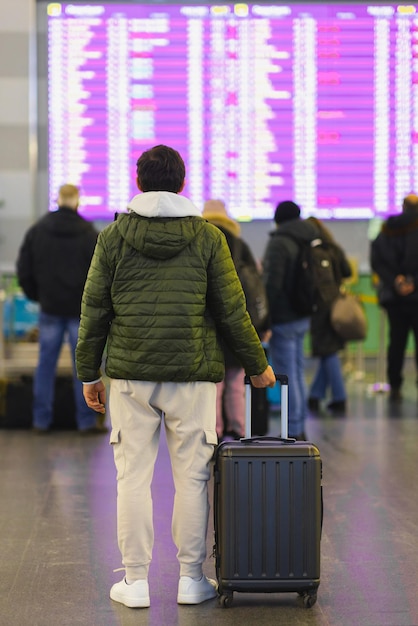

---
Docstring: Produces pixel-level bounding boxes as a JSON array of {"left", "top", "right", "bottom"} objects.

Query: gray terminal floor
[{"left": 1, "top": 358, "right": 418, "bottom": 626}]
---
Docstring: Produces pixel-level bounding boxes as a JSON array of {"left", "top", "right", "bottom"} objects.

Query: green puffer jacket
[{"left": 76, "top": 191, "right": 268, "bottom": 383}]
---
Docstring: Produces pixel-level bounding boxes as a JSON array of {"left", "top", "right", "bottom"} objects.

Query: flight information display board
[{"left": 46, "top": 2, "right": 418, "bottom": 221}]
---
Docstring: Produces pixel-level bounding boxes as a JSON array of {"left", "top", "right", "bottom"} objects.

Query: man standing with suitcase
[{"left": 76, "top": 145, "right": 275, "bottom": 608}]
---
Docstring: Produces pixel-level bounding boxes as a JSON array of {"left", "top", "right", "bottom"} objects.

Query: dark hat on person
[{"left": 274, "top": 200, "right": 301, "bottom": 224}]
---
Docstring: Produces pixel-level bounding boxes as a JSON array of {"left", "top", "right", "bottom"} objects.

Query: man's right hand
[
  {"left": 83, "top": 380, "right": 106, "bottom": 414},
  {"left": 250, "top": 365, "right": 276, "bottom": 388}
]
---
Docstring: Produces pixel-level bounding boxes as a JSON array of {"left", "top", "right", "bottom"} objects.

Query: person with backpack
[
  {"left": 202, "top": 199, "right": 270, "bottom": 441},
  {"left": 263, "top": 200, "right": 320, "bottom": 440},
  {"left": 305, "top": 217, "right": 352, "bottom": 415}
]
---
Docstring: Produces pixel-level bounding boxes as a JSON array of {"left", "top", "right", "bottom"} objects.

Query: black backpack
[{"left": 280, "top": 234, "right": 338, "bottom": 316}]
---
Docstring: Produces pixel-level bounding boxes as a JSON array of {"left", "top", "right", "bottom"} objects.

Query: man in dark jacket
[
  {"left": 370, "top": 194, "right": 418, "bottom": 402},
  {"left": 263, "top": 200, "right": 319, "bottom": 439},
  {"left": 16, "top": 184, "right": 103, "bottom": 432},
  {"left": 75, "top": 145, "right": 275, "bottom": 608}
]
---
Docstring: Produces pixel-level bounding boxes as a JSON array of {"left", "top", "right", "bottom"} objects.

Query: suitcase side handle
[{"left": 244, "top": 373, "right": 289, "bottom": 439}]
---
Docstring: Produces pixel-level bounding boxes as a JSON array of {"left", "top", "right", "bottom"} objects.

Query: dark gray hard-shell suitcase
[{"left": 213, "top": 374, "right": 322, "bottom": 608}]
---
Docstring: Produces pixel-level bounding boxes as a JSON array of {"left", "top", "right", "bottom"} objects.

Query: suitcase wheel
[
  {"left": 219, "top": 592, "right": 233, "bottom": 608},
  {"left": 298, "top": 590, "right": 317, "bottom": 608}
]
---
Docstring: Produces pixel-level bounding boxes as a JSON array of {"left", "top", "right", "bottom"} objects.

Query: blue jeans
[
  {"left": 309, "top": 353, "right": 346, "bottom": 403},
  {"left": 269, "top": 318, "right": 310, "bottom": 437},
  {"left": 33, "top": 312, "right": 97, "bottom": 430}
]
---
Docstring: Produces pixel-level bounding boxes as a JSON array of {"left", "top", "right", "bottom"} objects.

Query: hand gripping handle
[{"left": 244, "top": 373, "right": 289, "bottom": 439}]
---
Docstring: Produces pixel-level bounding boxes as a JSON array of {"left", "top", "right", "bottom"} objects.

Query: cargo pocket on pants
[
  {"left": 109, "top": 428, "right": 125, "bottom": 480},
  {"left": 205, "top": 430, "right": 218, "bottom": 446},
  {"left": 189, "top": 430, "right": 218, "bottom": 480}
]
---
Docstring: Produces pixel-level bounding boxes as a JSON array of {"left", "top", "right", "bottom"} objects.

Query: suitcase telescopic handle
[
  {"left": 244, "top": 373, "right": 291, "bottom": 441},
  {"left": 244, "top": 373, "right": 288, "bottom": 385}
]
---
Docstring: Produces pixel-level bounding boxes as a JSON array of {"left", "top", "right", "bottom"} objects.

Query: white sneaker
[
  {"left": 177, "top": 575, "right": 218, "bottom": 604},
  {"left": 110, "top": 577, "right": 150, "bottom": 608}
]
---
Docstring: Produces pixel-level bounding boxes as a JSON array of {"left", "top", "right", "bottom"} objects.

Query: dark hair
[{"left": 136, "top": 145, "right": 186, "bottom": 193}]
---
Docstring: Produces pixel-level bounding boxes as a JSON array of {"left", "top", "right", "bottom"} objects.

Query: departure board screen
[{"left": 46, "top": 2, "right": 418, "bottom": 221}]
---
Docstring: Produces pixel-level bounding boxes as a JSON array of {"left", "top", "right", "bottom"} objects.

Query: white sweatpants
[{"left": 108, "top": 379, "right": 218, "bottom": 581}]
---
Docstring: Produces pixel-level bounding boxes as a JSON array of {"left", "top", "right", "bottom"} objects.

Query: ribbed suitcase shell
[{"left": 213, "top": 377, "right": 322, "bottom": 607}]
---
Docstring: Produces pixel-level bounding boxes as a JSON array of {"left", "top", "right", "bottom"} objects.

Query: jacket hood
[
  {"left": 382, "top": 211, "right": 418, "bottom": 237},
  {"left": 202, "top": 211, "right": 241, "bottom": 237},
  {"left": 201, "top": 199, "right": 241, "bottom": 237},
  {"left": 127, "top": 191, "right": 201, "bottom": 218},
  {"left": 270, "top": 216, "right": 320, "bottom": 242},
  {"left": 117, "top": 192, "right": 205, "bottom": 260}
]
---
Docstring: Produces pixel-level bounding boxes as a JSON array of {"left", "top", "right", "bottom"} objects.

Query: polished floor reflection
[{"left": 1, "top": 360, "right": 418, "bottom": 626}]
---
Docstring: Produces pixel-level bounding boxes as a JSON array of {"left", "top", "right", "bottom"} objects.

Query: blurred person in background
[
  {"left": 306, "top": 217, "right": 352, "bottom": 416},
  {"left": 263, "top": 200, "right": 319, "bottom": 440},
  {"left": 203, "top": 199, "right": 270, "bottom": 441},
  {"left": 371, "top": 194, "right": 418, "bottom": 403},
  {"left": 16, "top": 183, "right": 104, "bottom": 433}
]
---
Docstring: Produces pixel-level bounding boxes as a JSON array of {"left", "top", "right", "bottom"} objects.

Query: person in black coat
[
  {"left": 16, "top": 184, "right": 104, "bottom": 433},
  {"left": 262, "top": 201, "right": 320, "bottom": 439},
  {"left": 370, "top": 194, "right": 418, "bottom": 402},
  {"left": 306, "top": 217, "right": 352, "bottom": 415}
]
